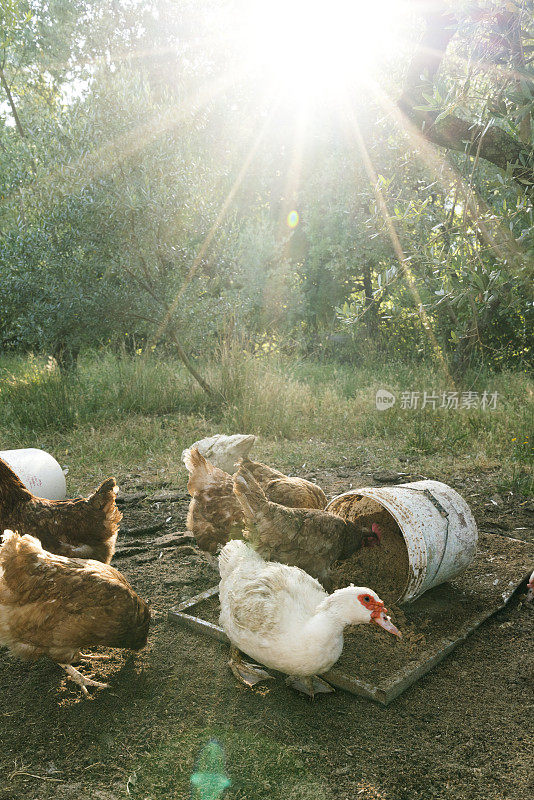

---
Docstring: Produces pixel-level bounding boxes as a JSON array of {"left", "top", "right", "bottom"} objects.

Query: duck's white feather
[{"left": 219, "top": 540, "right": 374, "bottom": 678}]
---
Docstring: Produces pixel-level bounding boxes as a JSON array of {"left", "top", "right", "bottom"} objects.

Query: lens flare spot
[{"left": 287, "top": 210, "right": 299, "bottom": 228}]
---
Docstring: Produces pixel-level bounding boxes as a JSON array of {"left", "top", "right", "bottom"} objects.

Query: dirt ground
[{"left": 0, "top": 465, "right": 532, "bottom": 800}]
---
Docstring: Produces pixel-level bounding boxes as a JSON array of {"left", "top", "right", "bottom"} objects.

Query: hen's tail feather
[
  {"left": 0, "top": 529, "right": 44, "bottom": 569},
  {"left": 89, "top": 478, "right": 118, "bottom": 508},
  {"left": 1, "top": 528, "right": 18, "bottom": 547},
  {"left": 232, "top": 466, "right": 268, "bottom": 521},
  {"left": 183, "top": 446, "right": 206, "bottom": 475},
  {"left": 183, "top": 446, "right": 222, "bottom": 496},
  {"left": 0, "top": 457, "right": 33, "bottom": 504},
  {"left": 88, "top": 478, "right": 122, "bottom": 541}
]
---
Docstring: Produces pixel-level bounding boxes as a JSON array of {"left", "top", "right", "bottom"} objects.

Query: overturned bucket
[
  {"left": 0, "top": 448, "right": 67, "bottom": 501},
  {"left": 327, "top": 480, "right": 478, "bottom": 603}
]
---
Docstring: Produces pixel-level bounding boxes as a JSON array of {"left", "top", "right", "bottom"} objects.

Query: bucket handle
[
  {"left": 402, "top": 486, "right": 449, "bottom": 519},
  {"left": 402, "top": 486, "right": 451, "bottom": 579}
]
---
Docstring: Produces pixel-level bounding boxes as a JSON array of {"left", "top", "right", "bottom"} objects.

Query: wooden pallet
[{"left": 168, "top": 533, "right": 533, "bottom": 705}]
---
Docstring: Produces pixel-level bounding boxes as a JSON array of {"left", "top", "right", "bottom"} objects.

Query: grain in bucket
[{"left": 327, "top": 480, "right": 478, "bottom": 603}]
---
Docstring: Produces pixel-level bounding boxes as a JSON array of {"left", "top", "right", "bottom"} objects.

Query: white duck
[
  {"left": 182, "top": 434, "right": 256, "bottom": 475},
  {"left": 218, "top": 540, "right": 401, "bottom": 697}
]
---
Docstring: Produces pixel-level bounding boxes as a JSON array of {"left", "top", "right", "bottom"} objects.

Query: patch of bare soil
[
  {"left": 0, "top": 467, "right": 532, "bottom": 800},
  {"left": 334, "top": 531, "right": 532, "bottom": 684}
]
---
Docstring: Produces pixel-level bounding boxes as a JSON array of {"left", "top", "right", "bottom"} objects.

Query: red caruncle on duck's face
[
  {"left": 357, "top": 592, "right": 402, "bottom": 638},
  {"left": 357, "top": 592, "right": 386, "bottom": 619}
]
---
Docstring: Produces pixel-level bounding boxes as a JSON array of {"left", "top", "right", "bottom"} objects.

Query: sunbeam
[
  {"left": 340, "top": 93, "right": 455, "bottom": 383},
  {"left": 237, "top": 0, "right": 402, "bottom": 98},
  {"left": 151, "top": 97, "right": 280, "bottom": 348}
]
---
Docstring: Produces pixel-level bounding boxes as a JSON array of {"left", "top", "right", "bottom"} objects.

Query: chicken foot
[
  {"left": 285, "top": 674, "right": 334, "bottom": 698},
  {"left": 228, "top": 646, "right": 273, "bottom": 688},
  {"left": 60, "top": 664, "right": 110, "bottom": 696},
  {"left": 78, "top": 653, "right": 109, "bottom": 661}
]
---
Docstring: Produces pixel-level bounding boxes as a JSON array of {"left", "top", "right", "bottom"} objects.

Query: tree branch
[
  {"left": 0, "top": 65, "right": 38, "bottom": 173},
  {"left": 0, "top": 64, "right": 26, "bottom": 140},
  {"left": 398, "top": 5, "right": 534, "bottom": 194},
  {"left": 118, "top": 264, "right": 219, "bottom": 402},
  {"left": 167, "top": 329, "right": 223, "bottom": 402}
]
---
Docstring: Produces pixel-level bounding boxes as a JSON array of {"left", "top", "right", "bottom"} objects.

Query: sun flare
[{"left": 241, "top": 0, "right": 400, "bottom": 97}]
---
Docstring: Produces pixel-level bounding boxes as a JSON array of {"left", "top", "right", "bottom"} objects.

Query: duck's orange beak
[{"left": 372, "top": 610, "right": 402, "bottom": 638}]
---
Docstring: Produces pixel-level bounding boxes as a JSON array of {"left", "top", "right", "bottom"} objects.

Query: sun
[{"left": 240, "top": 0, "right": 400, "bottom": 97}]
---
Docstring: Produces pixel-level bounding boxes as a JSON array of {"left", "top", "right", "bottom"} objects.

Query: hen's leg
[
  {"left": 60, "top": 664, "right": 109, "bottom": 696},
  {"left": 228, "top": 646, "right": 273, "bottom": 688}
]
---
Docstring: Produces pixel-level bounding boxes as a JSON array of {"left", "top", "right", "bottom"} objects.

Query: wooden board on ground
[{"left": 167, "top": 532, "right": 533, "bottom": 705}]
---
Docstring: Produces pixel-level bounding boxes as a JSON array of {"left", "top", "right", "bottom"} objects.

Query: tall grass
[
  {"left": 0, "top": 351, "right": 212, "bottom": 434},
  {"left": 0, "top": 348, "right": 532, "bottom": 493}
]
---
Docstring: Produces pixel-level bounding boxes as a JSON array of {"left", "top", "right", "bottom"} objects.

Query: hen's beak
[{"left": 373, "top": 611, "right": 402, "bottom": 638}]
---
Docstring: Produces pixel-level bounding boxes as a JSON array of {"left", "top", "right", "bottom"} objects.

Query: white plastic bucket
[
  {"left": 0, "top": 448, "right": 67, "bottom": 501},
  {"left": 327, "top": 480, "right": 478, "bottom": 603}
]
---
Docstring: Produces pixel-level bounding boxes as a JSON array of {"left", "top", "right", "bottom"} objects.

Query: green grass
[
  {"left": 132, "top": 726, "right": 319, "bottom": 800},
  {"left": 0, "top": 348, "right": 532, "bottom": 495}
]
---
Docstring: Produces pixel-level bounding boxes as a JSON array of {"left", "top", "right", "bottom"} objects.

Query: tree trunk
[
  {"left": 501, "top": 9, "right": 532, "bottom": 146},
  {"left": 0, "top": 65, "right": 26, "bottom": 140},
  {"left": 362, "top": 263, "right": 378, "bottom": 338},
  {"left": 450, "top": 294, "right": 501, "bottom": 379},
  {"left": 168, "top": 329, "right": 222, "bottom": 402},
  {"left": 53, "top": 343, "right": 80, "bottom": 374}
]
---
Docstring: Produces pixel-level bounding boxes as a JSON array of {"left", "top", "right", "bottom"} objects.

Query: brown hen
[
  {"left": 182, "top": 447, "right": 327, "bottom": 553},
  {"left": 0, "top": 530, "right": 150, "bottom": 694},
  {"left": 240, "top": 457, "right": 327, "bottom": 509},
  {"left": 184, "top": 448, "right": 329, "bottom": 554},
  {"left": 233, "top": 465, "right": 380, "bottom": 585},
  {"left": 0, "top": 457, "right": 121, "bottom": 563},
  {"left": 184, "top": 447, "right": 243, "bottom": 554}
]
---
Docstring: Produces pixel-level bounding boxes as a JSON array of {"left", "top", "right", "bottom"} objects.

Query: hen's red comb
[{"left": 371, "top": 523, "right": 382, "bottom": 543}]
